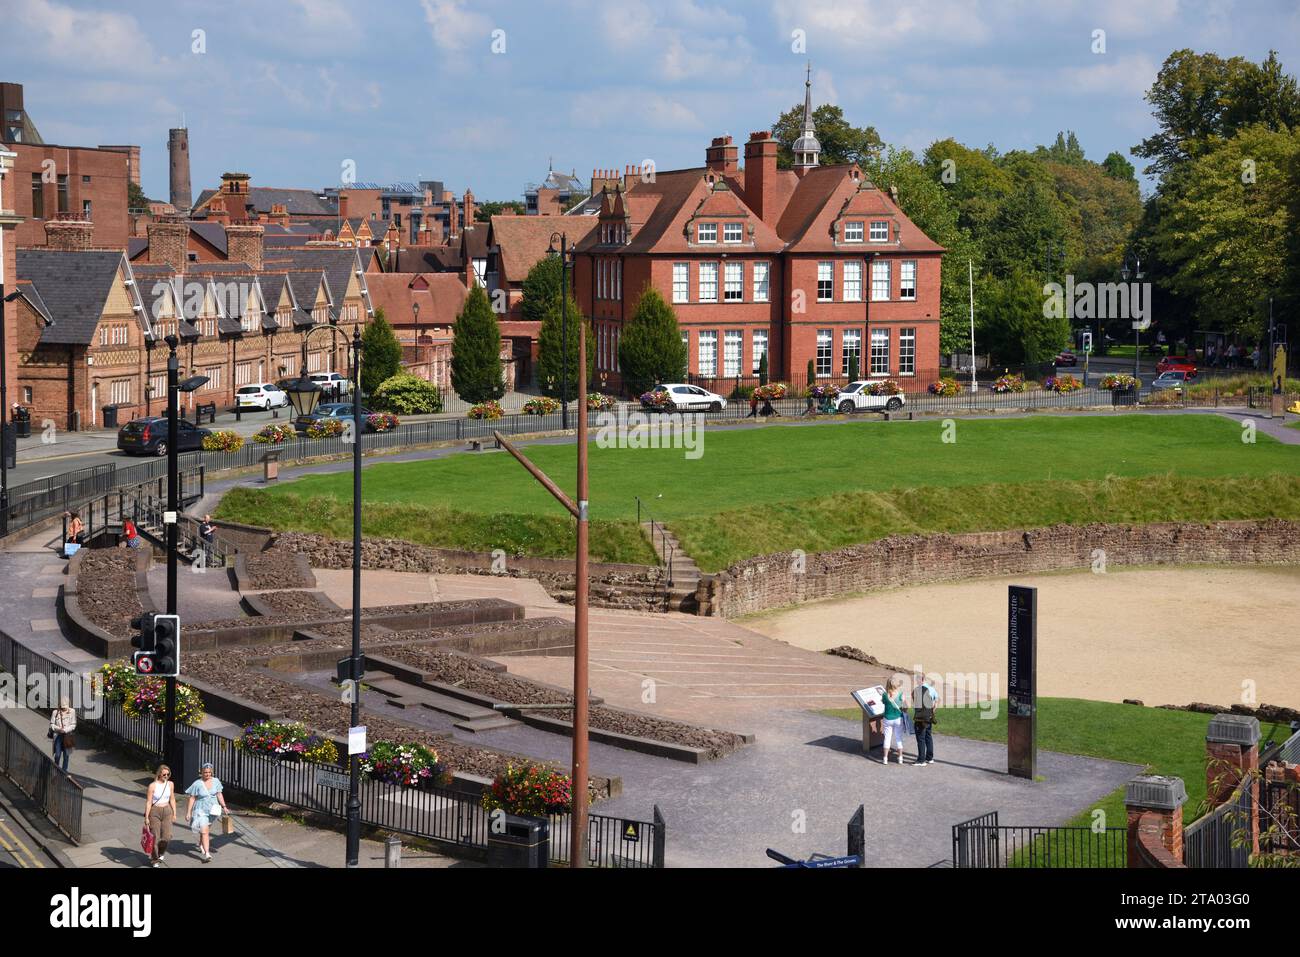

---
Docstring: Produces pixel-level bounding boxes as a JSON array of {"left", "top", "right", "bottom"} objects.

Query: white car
[
  {"left": 309, "top": 372, "right": 351, "bottom": 396},
  {"left": 236, "top": 383, "right": 289, "bottom": 410},
  {"left": 836, "top": 381, "right": 905, "bottom": 414},
  {"left": 653, "top": 383, "right": 727, "bottom": 412}
]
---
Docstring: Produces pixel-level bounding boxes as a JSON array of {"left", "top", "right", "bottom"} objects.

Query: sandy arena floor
[{"left": 744, "top": 566, "right": 1300, "bottom": 710}]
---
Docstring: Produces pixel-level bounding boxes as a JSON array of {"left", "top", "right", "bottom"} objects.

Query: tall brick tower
[{"left": 168, "top": 128, "right": 192, "bottom": 212}]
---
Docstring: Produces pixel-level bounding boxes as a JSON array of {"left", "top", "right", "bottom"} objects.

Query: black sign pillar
[{"left": 1007, "top": 584, "right": 1037, "bottom": 780}]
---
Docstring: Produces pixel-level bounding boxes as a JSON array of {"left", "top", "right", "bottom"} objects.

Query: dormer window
[
  {"left": 697, "top": 223, "right": 717, "bottom": 244},
  {"left": 844, "top": 221, "right": 864, "bottom": 243},
  {"left": 869, "top": 221, "right": 889, "bottom": 242},
  {"left": 723, "top": 222, "right": 742, "bottom": 244}
]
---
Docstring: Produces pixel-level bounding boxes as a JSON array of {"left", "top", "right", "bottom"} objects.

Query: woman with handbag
[
  {"left": 184, "top": 762, "right": 229, "bottom": 862},
  {"left": 143, "top": 765, "right": 176, "bottom": 867},
  {"left": 49, "top": 697, "right": 76, "bottom": 773},
  {"left": 880, "top": 677, "right": 908, "bottom": 766}
]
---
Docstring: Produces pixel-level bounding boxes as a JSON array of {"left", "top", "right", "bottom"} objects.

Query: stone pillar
[
  {"left": 1206, "top": 713, "right": 1260, "bottom": 854},
  {"left": 1125, "top": 775, "right": 1187, "bottom": 868}
]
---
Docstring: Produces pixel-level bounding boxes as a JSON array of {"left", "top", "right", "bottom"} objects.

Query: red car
[
  {"left": 1156, "top": 356, "right": 1198, "bottom": 378},
  {"left": 1053, "top": 351, "right": 1079, "bottom": 367}
]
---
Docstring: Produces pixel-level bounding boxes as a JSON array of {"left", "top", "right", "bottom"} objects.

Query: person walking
[
  {"left": 184, "top": 762, "right": 229, "bottom": 862},
  {"left": 911, "top": 681, "right": 938, "bottom": 766},
  {"left": 63, "top": 511, "right": 85, "bottom": 556},
  {"left": 144, "top": 765, "right": 176, "bottom": 867},
  {"left": 747, "top": 393, "right": 759, "bottom": 418},
  {"left": 880, "top": 676, "right": 908, "bottom": 765},
  {"left": 49, "top": 697, "right": 76, "bottom": 773}
]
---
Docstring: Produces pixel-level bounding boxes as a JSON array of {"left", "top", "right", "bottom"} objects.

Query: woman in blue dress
[{"left": 184, "top": 762, "right": 230, "bottom": 862}]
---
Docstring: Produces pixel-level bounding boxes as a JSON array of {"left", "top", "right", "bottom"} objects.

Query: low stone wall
[
  {"left": 61, "top": 547, "right": 154, "bottom": 658},
  {"left": 710, "top": 520, "right": 1300, "bottom": 618}
]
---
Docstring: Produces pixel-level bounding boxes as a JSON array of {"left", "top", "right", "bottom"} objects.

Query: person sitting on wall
[{"left": 120, "top": 519, "right": 143, "bottom": 549}]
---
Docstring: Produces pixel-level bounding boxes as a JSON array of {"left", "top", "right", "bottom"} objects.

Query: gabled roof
[
  {"left": 263, "top": 247, "right": 366, "bottom": 320},
  {"left": 195, "top": 187, "right": 335, "bottom": 217},
  {"left": 780, "top": 169, "right": 945, "bottom": 254},
  {"left": 574, "top": 169, "right": 705, "bottom": 255},
  {"left": 16, "top": 249, "right": 136, "bottom": 346},
  {"left": 487, "top": 214, "right": 598, "bottom": 286},
  {"left": 364, "top": 272, "right": 471, "bottom": 327},
  {"left": 391, "top": 245, "right": 462, "bottom": 273},
  {"left": 460, "top": 224, "right": 490, "bottom": 260}
]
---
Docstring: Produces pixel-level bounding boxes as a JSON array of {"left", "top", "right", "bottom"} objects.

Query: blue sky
[{"left": 7, "top": 0, "right": 1299, "bottom": 202}]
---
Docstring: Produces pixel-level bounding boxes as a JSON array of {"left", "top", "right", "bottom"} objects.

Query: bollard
[{"left": 384, "top": 835, "right": 402, "bottom": 868}]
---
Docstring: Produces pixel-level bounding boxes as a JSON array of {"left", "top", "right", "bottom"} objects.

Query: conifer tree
[
  {"left": 617, "top": 288, "right": 688, "bottom": 395},
  {"left": 450, "top": 286, "right": 505, "bottom": 402}
]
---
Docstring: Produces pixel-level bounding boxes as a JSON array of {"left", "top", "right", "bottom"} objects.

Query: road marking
[{"left": 0, "top": 818, "right": 43, "bottom": 868}]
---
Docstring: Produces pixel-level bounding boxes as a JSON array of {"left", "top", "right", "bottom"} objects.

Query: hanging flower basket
[
  {"left": 305, "top": 418, "right": 344, "bottom": 438},
  {"left": 865, "top": 380, "right": 902, "bottom": 396},
  {"left": 803, "top": 383, "right": 841, "bottom": 400},
  {"left": 236, "top": 720, "right": 339, "bottom": 764},
  {"left": 640, "top": 389, "right": 672, "bottom": 410},
  {"left": 990, "top": 374, "right": 1026, "bottom": 393},
  {"left": 523, "top": 396, "right": 562, "bottom": 416},
  {"left": 253, "top": 423, "right": 297, "bottom": 444},
  {"left": 753, "top": 382, "right": 788, "bottom": 400},
  {"left": 481, "top": 763, "right": 572, "bottom": 817},
  {"left": 360, "top": 741, "right": 451, "bottom": 788},
  {"left": 468, "top": 401, "right": 505, "bottom": 420},
  {"left": 1101, "top": 373, "right": 1138, "bottom": 391},
  {"left": 366, "top": 412, "right": 400, "bottom": 432},
  {"left": 586, "top": 392, "right": 616, "bottom": 411}
]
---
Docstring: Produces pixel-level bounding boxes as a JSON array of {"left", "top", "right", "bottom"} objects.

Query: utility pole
[
  {"left": 572, "top": 303, "right": 590, "bottom": 867},
  {"left": 968, "top": 259, "right": 977, "bottom": 393},
  {"left": 346, "top": 326, "right": 363, "bottom": 868}
]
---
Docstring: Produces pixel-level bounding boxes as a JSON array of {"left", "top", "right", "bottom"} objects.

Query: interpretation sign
[{"left": 1007, "top": 585, "right": 1037, "bottom": 780}]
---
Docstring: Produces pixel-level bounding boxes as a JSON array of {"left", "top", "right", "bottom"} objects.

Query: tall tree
[
  {"left": 450, "top": 286, "right": 505, "bottom": 402},
  {"left": 537, "top": 294, "right": 595, "bottom": 401},
  {"left": 978, "top": 269, "right": 1070, "bottom": 368},
  {"left": 1101, "top": 151, "right": 1136, "bottom": 181},
  {"left": 772, "top": 103, "right": 881, "bottom": 168},
  {"left": 475, "top": 200, "right": 526, "bottom": 221},
  {"left": 617, "top": 288, "right": 688, "bottom": 395},
  {"left": 520, "top": 255, "right": 564, "bottom": 326},
  {"left": 359, "top": 308, "right": 403, "bottom": 396},
  {"left": 923, "top": 138, "right": 1014, "bottom": 238}
]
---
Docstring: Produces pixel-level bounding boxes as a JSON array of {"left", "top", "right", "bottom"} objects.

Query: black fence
[
  {"left": 952, "top": 810, "right": 1127, "bottom": 868},
  {"left": 547, "top": 805, "right": 666, "bottom": 868},
  {"left": 1184, "top": 779, "right": 1254, "bottom": 868},
  {"left": 0, "top": 709, "right": 84, "bottom": 843}
]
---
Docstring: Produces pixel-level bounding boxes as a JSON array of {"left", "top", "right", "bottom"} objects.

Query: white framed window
[
  {"left": 844, "top": 221, "right": 864, "bottom": 243},
  {"left": 842, "top": 329, "right": 862, "bottom": 377},
  {"left": 698, "top": 330, "right": 717, "bottom": 377},
  {"left": 723, "top": 222, "right": 742, "bottom": 244},
  {"left": 236, "top": 362, "right": 253, "bottom": 386},
  {"left": 672, "top": 263, "right": 689, "bottom": 303},
  {"left": 900, "top": 328, "right": 916, "bottom": 375},
  {"left": 724, "top": 262, "right": 743, "bottom": 302},
  {"left": 843, "top": 261, "right": 862, "bottom": 302},
  {"left": 752, "top": 330, "right": 768, "bottom": 373},
  {"left": 472, "top": 259, "right": 487, "bottom": 288},
  {"left": 110, "top": 379, "right": 131, "bottom": 405},
  {"left": 681, "top": 330, "right": 689, "bottom": 357},
  {"left": 901, "top": 261, "right": 917, "bottom": 301},
  {"left": 816, "top": 329, "right": 832, "bottom": 377},
  {"left": 870, "top": 220, "right": 889, "bottom": 242},
  {"left": 752, "top": 262, "right": 770, "bottom": 302},
  {"left": 308, "top": 352, "right": 324, "bottom": 373},
  {"left": 817, "top": 262, "right": 833, "bottom": 302},
  {"left": 99, "top": 327, "right": 108, "bottom": 346},
  {"left": 203, "top": 365, "right": 223, "bottom": 390},
  {"left": 241, "top": 313, "right": 257, "bottom": 333},
  {"left": 149, "top": 373, "right": 166, "bottom": 398},
  {"left": 723, "top": 330, "right": 743, "bottom": 377},
  {"left": 697, "top": 222, "right": 717, "bottom": 244},
  {"left": 870, "top": 328, "right": 890, "bottom": 375},
  {"left": 698, "top": 262, "right": 718, "bottom": 302},
  {"left": 872, "top": 260, "right": 891, "bottom": 301}
]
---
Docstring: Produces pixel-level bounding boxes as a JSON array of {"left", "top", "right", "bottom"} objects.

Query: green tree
[
  {"left": 372, "top": 373, "right": 443, "bottom": 415},
  {"left": 127, "top": 181, "right": 150, "bottom": 210},
  {"left": 757, "top": 350, "right": 769, "bottom": 386},
  {"left": 978, "top": 269, "right": 1069, "bottom": 368},
  {"left": 475, "top": 200, "right": 526, "bottom": 221},
  {"left": 450, "top": 286, "right": 505, "bottom": 402},
  {"left": 520, "top": 255, "right": 564, "bottom": 326},
  {"left": 617, "top": 288, "right": 688, "bottom": 395},
  {"left": 537, "top": 295, "right": 595, "bottom": 401},
  {"left": 1035, "top": 131, "right": 1087, "bottom": 166},
  {"left": 360, "top": 308, "right": 403, "bottom": 396},
  {"left": 1101, "top": 151, "right": 1136, "bottom": 181},
  {"left": 923, "top": 138, "right": 1014, "bottom": 238},
  {"left": 772, "top": 103, "right": 881, "bottom": 168}
]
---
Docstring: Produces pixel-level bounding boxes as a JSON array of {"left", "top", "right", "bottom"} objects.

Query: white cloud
[
  {"left": 1059, "top": 55, "right": 1159, "bottom": 98},
  {"left": 420, "top": 0, "right": 493, "bottom": 53},
  {"left": 570, "top": 89, "right": 704, "bottom": 132},
  {"left": 770, "top": 0, "right": 994, "bottom": 49},
  {"left": 11, "top": 0, "right": 167, "bottom": 76}
]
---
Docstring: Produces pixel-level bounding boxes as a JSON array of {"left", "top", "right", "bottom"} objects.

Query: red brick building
[{"left": 572, "top": 77, "right": 942, "bottom": 391}]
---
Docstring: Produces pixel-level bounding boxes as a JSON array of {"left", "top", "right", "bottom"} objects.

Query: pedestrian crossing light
[
  {"left": 153, "top": 614, "right": 181, "bottom": 678},
  {"left": 131, "top": 612, "right": 158, "bottom": 675}
]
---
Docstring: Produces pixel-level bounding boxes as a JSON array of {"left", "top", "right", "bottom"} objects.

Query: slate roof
[
  {"left": 16, "top": 249, "right": 135, "bottom": 346},
  {"left": 263, "top": 248, "right": 364, "bottom": 321},
  {"left": 195, "top": 187, "right": 335, "bottom": 217}
]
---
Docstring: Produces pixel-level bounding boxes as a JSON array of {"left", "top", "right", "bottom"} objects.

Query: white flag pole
[{"left": 968, "top": 258, "right": 977, "bottom": 393}]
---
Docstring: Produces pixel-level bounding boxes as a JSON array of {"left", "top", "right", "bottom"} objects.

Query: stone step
[{"left": 453, "top": 713, "right": 522, "bottom": 733}]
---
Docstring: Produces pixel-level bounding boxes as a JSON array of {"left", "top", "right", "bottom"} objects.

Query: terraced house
[
  {"left": 573, "top": 74, "right": 943, "bottom": 390},
  {"left": 10, "top": 219, "right": 372, "bottom": 429}
]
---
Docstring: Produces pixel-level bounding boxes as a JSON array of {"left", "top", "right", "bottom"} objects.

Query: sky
[{"left": 6, "top": 0, "right": 1300, "bottom": 203}]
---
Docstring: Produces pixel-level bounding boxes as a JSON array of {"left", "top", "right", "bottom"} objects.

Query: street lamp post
[
  {"left": 1121, "top": 258, "right": 1145, "bottom": 383},
  {"left": 547, "top": 233, "right": 570, "bottom": 430}
]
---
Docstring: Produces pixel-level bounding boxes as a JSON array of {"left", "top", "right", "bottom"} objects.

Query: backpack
[{"left": 912, "top": 683, "right": 939, "bottom": 722}]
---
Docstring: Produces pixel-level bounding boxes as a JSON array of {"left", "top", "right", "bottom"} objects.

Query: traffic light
[
  {"left": 131, "top": 612, "right": 158, "bottom": 675},
  {"left": 153, "top": 614, "right": 180, "bottom": 678}
]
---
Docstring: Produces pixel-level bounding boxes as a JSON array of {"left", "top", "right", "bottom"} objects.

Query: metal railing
[
  {"left": 547, "top": 805, "right": 665, "bottom": 867},
  {"left": 1184, "top": 778, "right": 1254, "bottom": 868},
  {"left": 635, "top": 496, "right": 675, "bottom": 605},
  {"left": 952, "top": 810, "right": 1127, "bottom": 868},
  {"left": 0, "top": 709, "right": 84, "bottom": 843}
]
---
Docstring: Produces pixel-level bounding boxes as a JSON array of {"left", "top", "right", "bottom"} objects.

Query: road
[{"left": 0, "top": 787, "right": 56, "bottom": 869}]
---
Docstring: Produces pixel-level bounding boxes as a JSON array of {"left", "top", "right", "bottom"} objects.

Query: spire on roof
[{"left": 792, "top": 62, "right": 822, "bottom": 170}]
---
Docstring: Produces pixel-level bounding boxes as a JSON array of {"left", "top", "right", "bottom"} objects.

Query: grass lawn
[
  {"left": 216, "top": 414, "right": 1300, "bottom": 568},
  {"left": 820, "top": 698, "right": 1289, "bottom": 831}
]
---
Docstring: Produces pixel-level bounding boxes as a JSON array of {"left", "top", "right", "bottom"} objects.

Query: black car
[
  {"left": 294, "top": 402, "right": 374, "bottom": 433},
  {"left": 117, "top": 417, "right": 212, "bottom": 456}
]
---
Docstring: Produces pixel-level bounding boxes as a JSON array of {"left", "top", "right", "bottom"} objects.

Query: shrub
[
  {"left": 236, "top": 720, "right": 339, "bottom": 763},
  {"left": 367, "top": 412, "right": 400, "bottom": 432},
  {"left": 202, "top": 430, "right": 244, "bottom": 453},
  {"left": 522, "top": 396, "right": 562, "bottom": 415},
  {"left": 929, "top": 377, "right": 962, "bottom": 396},
  {"left": 729, "top": 384, "right": 756, "bottom": 400},
  {"left": 1144, "top": 389, "right": 1184, "bottom": 406},
  {"left": 865, "top": 380, "right": 902, "bottom": 396},
  {"left": 372, "top": 373, "right": 443, "bottom": 415},
  {"left": 305, "top": 418, "right": 344, "bottom": 439},
  {"left": 586, "top": 392, "right": 616, "bottom": 411},
  {"left": 253, "top": 423, "right": 297, "bottom": 444},
  {"left": 481, "top": 763, "right": 572, "bottom": 817},
  {"left": 1100, "top": 373, "right": 1138, "bottom": 391},
  {"left": 360, "top": 741, "right": 450, "bottom": 788},
  {"left": 468, "top": 400, "right": 504, "bottom": 420}
]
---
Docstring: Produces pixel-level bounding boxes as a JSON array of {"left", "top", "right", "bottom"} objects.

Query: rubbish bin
[
  {"left": 1110, "top": 387, "right": 1136, "bottom": 408},
  {"left": 262, "top": 450, "right": 280, "bottom": 483},
  {"left": 486, "top": 814, "right": 549, "bottom": 868},
  {"left": 14, "top": 407, "right": 31, "bottom": 439},
  {"left": 164, "top": 728, "right": 202, "bottom": 789},
  {"left": 102, "top": 404, "right": 120, "bottom": 429}
]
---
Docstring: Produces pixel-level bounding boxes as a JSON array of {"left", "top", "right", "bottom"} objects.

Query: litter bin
[
  {"left": 164, "top": 728, "right": 202, "bottom": 789},
  {"left": 102, "top": 404, "right": 120, "bottom": 429},
  {"left": 486, "top": 814, "right": 549, "bottom": 868},
  {"left": 1111, "top": 387, "right": 1137, "bottom": 408},
  {"left": 262, "top": 450, "right": 280, "bottom": 483},
  {"left": 14, "top": 407, "right": 31, "bottom": 439}
]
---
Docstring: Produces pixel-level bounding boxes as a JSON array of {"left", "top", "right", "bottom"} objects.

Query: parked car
[
  {"left": 117, "top": 417, "right": 211, "bottom": 456},
  {"left": 1150, "top": 371, "right": 1189, "bottom": 392},
  {"left": 294, "top": 402, "right": 374, "bottom": 433},
  {"left": 649, "top": 384, "right": 727, "bottom": 412},
  {"left": 1156, "top": 356, "right": 1198, "bottom": 378},
  {"left": 309, "top": 372, "right": 351, "bottom": 398},
  {"left": 1053, "top": 351, "right": 1078, "bottom": 367},
  {"left": 836, "top": 381, "right": 905, "bottom": 414},
  {"left": 235, "top": 383, "right": 288, "bottom": 410}
]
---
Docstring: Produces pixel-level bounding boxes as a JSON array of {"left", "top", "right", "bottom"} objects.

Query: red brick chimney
[
  {"left": 463, "top": 189, "right": 476, "bottom": 228},
  {"left": 226, "top": 222, "right": 265, "bottom": 270},
  {"left": 337, "top": 192, "right": 349, "bottom": 220},
  {"left": 268, "top": 203, "right": 290, "bottom": 227},
  {"left": 44, "top": 216, "right": 94, "bottom": 250},
  {"left": 706, "top": 135, "right": 738, "bottom": 174},
  {"left": 743, "top": 131, "right": 779, "bottom": 225},
  {"left": 207, "top": 193, "right": 231, "bottom": 226},
  {"left": 147, "top": 216, "right": 190, "bottom": 270}
]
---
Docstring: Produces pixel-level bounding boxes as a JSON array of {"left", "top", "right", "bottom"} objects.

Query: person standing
[
  {"left": 49, "top": 697, "right": 76, "bottom": 773},
  {"left": 184, "top": 762, "right": 229, "bottom": 862},
  {"left": 144, "top": 765, "right": 176, "bottom": 867},
  {"left": 911, "top": 681, "right": 938, "bottom": 766},
  {"left": 880, "top": 677, "right": 908, "bottom": 765}
]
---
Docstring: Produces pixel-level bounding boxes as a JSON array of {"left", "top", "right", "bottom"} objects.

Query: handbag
[
  {"left": 62, "top": 732, "right": 75, "bottom": 749},
  {"left": 47, "top": 728, "right": 55, "bottom": 740},
  {"left": 140, "top": 825, "right": 156, "bottom": 856},
  {"left": 63, "top": 542, "right": 81, "bottom": 557},
  {"left": 221, "top": 814, "right": 235, "bottom": 836}
]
